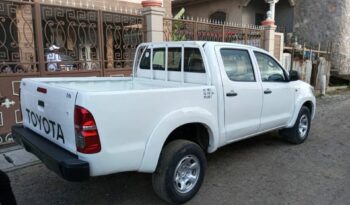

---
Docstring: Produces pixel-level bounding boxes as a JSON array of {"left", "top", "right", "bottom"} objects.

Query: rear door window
[
  {"left": 153, "top": 48, "right": 165, "bottom": 70},
  {"left": 140, "top": 47, "right": 205, "bottom": 73},
  {"left": 140, "top": 49, "right": 151, "bottom": 69},
  {"left": 168, "top": 48, "right": 182, "bottom": 71},
  {"left": 184, "top": 48, "right": 205, "bottom": 73},
  {"left": 220, "top": 49, "right": 255, "bottom": 82}
]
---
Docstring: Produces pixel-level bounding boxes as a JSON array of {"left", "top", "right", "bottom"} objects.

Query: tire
[
  {"left": 279, "top": 106, "right": 311, "bottom": 144},
  {"left": 152, "top": 140, "right": 207, "bottom": 204}
]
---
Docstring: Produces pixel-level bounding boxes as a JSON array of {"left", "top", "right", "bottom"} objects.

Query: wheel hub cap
[
  {"left": 173, "top": 155, "right": 200, "bottom": 194},
  {"left": 298, "top": 114, "right": 309, "bottom": 138}
]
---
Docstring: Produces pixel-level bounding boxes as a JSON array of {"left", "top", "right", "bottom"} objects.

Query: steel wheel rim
[
  {"left": 173, "top": 155, "right": 201, "bottom": 194},
  {"left": 298, "top": 114, "right": 309, "bottom": 138}
]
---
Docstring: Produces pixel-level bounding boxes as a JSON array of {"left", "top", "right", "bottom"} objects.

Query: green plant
[{"left": 172, "top": 8, "right": 187, "bottom": 41}]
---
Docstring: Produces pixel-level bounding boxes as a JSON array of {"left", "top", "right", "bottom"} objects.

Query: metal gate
[
  {"left": 163, "top": 17, "right": 264, "bottom": 48},
  {"left": 0, "top": 0, "right": 145, "bottom": 146}
]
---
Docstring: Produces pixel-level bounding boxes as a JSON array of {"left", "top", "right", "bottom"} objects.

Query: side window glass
[
  {"left": 254, "top": 52, "right": 286, "bottom": 82},
  {"left": 140, "top": 49, "right": 150, "bottom": 69},
  {"left": 139, "top": 47, "right": 205, "bottom": 73},
  {"left": 153, "top": 48, "right": 165, "bottom": 70},
  {"left": 168, "top": 48, "right": 182, "bottom": 71},
  {"left": 140, "top": 48, "right": 166, "bottom": 70},
  {"left": 184, "top": 48, "right": 205, "bottom": 73},
  {"left": 220, "top": 49, "right": 255, "bottom": 82}
]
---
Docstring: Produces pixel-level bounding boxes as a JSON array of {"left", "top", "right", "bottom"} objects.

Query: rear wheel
[
  {"left": 152, "top": 140, "right": 206, "bottom": 204},
  {"left": 280, "top": 106, "right": 311, "bottom": 144}
]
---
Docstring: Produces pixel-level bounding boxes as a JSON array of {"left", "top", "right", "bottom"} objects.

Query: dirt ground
[{"left": 7, "top": 90, "right": 350, "bottom": 205}]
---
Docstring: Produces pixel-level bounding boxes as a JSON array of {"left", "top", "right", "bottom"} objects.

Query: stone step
[{"left": 0, "top": 147, "right": 39, "bottom": 172}]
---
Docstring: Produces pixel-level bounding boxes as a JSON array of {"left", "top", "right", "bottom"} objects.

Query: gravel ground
[{"left": 7, "top": 92, "right": 350, "bottom": 205}]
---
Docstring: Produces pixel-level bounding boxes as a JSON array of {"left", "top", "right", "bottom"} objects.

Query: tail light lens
[{"left": 74, "top": 106, "right": 101, "bottom": 154}]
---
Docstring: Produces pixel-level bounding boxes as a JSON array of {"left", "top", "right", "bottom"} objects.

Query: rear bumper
[{"left": 11, "top": 125, "right": 89, "bottom": 181}]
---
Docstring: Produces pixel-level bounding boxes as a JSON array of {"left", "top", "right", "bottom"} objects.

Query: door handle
[
  {"left": 226, "top": 91, "right": 238, "bottom": 97},
  {"left": 264, "top": 89, "right": 272, "bottom": 94}
]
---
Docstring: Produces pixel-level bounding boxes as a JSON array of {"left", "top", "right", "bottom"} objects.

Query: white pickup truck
[{"left": 12, "top": 41, "right": 316, "bottom": 204}]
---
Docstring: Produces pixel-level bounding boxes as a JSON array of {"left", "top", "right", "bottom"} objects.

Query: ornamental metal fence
[
  {"left": 0, "top": 0, "right": 145, "bottom": 145},
  {"left": 163, "top": 17, "right": 265, "bottom": 48}
]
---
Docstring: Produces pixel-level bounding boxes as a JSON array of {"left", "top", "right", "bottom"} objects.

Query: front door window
[{"left": 254, "top": 52, "right": 286, "bottom": 82}]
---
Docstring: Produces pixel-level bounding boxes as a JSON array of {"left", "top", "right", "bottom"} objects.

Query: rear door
[
  {"left": 215, "top": 46, "right": 263, "bottom": 142},
  {"left": 253, "top": 51, "right": 295, "bottom": 131},
  {"left": 21, "top": 79, "right": 78, "bottom": 153}
]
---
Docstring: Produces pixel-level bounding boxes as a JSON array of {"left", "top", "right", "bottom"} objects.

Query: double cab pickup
[{"left": 13, "top": 41, "right": 316, "bottom": 204}]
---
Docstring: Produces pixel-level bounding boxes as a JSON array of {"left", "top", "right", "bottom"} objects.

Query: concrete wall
[
  {"left": 242, "top": 0, "right": 268, "bottom": 25},
  {"left": 38, "top": 0, "right": 172, "bottom": 17},
  {"left": 293, "top": 0, "right": 350, "bottom": 74},
  {"left": 173, "top": 0, "right": 244, "bottom": 23},
  {"left": 39, "top": 0, "right": 142, "bottom": 11},
  {"left": 97, "top": 0, "right": 141, "bottom": 10},
  {"left": 275, "top": 0, "right": 294, "bottom": 33},
  {"left": 172, "top": 0, "right": 292, "bottom": 27},
  {"left": 119, "top": 0, "right": 172, "bottom": 17},
  {"left": 243, "top": 0, "right": 294, "bottom": 31},
  {"left": 111, "top": 0, "right": 171, "bottom": 17}
]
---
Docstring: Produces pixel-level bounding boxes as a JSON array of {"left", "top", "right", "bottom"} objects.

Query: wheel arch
[
  {"left": 287, "top": 98, "right": 316, "bottom": 128},
  {"left": 138, "top": 108, "right": 219, "bottom": 172},
  {"left": 303, "top": 100, "right": 314, "bottom": 117}
]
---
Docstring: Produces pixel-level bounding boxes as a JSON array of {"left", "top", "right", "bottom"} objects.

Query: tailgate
[{"left": 21, "top": 78, "right": 78, "bottom": 154}]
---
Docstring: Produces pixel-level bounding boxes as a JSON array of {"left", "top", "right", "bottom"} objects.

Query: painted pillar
[
  {"left": 261, "top": 0, "right": 279, "bottom": 56},
  {"left": 262, "top": 24, "right": 277, "bottom": 55},
  {"left": 270, "top": 2, "right": 276, "bottom": 20},
  {"left": 265, "top": 0, "right": 279, "bottom": 21},
  {"left": 141, "top": 0, "right": 165, "bottom": 42}
]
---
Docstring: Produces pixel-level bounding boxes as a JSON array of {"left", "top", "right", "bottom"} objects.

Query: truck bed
[
  {"left": 31, "top": 77, "right": 198, "bottom": 92},
  {"left": 20, "top": 75, "right": 217, "bottom": 174}
]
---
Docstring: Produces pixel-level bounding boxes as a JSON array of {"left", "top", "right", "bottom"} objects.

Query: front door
[
  {"left": 253, "top": 51, "right": 295, "bottom": 131},
  {"left": 216, "top": 47, "right": 263, "bottom": 142}
]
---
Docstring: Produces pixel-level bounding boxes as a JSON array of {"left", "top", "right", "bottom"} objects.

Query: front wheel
[
  {"left": 280, "top": 106, "right": 311, "bottom": 144},
  {"left": 152, "top": 140, "right": 206, "bottom": 204}
]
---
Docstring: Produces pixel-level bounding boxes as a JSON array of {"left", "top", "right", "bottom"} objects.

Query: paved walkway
[{"left": 0, "top": 145, "right": 39, "bottom": 172}]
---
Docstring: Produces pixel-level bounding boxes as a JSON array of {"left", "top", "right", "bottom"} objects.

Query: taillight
[{"left": 74, "top": 106, "right": 101, "bottom": 154}]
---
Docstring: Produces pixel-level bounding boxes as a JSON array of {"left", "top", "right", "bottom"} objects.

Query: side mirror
[{"left": 289, "top": 70, "right": 300, "bottom": 81}]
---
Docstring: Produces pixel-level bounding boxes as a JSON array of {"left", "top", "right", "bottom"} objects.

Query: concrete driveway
[{"left": 7, "top": 92, "right": 350, "bottom": 205}]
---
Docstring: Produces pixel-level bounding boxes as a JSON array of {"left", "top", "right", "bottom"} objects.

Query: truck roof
[{"left": 140, "top": 41, "right": 266, "bottom": 53}]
